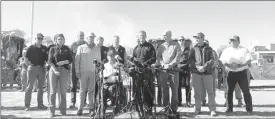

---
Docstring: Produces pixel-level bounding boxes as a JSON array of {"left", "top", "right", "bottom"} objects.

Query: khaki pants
[
  {"left": 25, "top": 66, "right": 45, "bottom": 107},
  {"left": 49, "top": 67, "right": 68, "bottom": 115},
  {"left": 201, "top": 68, "right": 218, "bottom": 103},
  {"left": 159, "top": 70, "right": 179, "bottom": 112},
  {"left": 46, "top": 72, "right": 61, "bottom": 108},
  {"left": 192, "top": 73, "right": 216, "bottom": 112},
  {"left": 20, "top": 70, "right": 27, "bottom": 90},
  {"left": 78, "top": 71, "right": 96, "bottom": 111}
]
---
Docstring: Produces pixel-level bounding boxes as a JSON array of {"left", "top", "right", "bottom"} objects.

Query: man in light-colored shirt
[
  {"left": 220, "top": 35, "right": 253, "bottom": 114},
  {"left": 75, "top": 32, "right": 101, "bottom": 116},
  {"left": 69, "top": 31, "right": 87, "bottom": 108},
  {"left": 157, "top": 30, "right": 181, "bottom": 116}
]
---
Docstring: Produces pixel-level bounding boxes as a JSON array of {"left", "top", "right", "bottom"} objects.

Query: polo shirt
[{"left": 26, "top": 44, "right": 48, "bottom": 66}]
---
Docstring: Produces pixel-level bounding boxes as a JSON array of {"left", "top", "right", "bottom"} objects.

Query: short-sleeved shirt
[
  {"left": 48, "top": 45, "right": 73, "bottom": 70},
  {"left": 219, "top": 46, "right": 252, "bottom": 72},
  {"left": 26, "top": 44, "right": 48, "bottom": 66}
]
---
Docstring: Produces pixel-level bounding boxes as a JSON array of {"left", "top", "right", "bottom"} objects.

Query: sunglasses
[{"left": 37, "top": 37, "right": 43, "bottom": 40}]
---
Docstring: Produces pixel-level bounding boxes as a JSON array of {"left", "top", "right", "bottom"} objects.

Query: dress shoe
[
  {"left": 186, "top": 102, "right": 192, "bottom": 107},
  {"left": 210, "top": 111, "right": 218, "bottom": 116},
  {"left": 77, "top": 109, "right": 83, "bottom": 116},
  {"left": 225, "top": 109, "right": 233, "bottom": 113},
  {"left": 69, "top": 103, "right": 75, "bottom": 109}
]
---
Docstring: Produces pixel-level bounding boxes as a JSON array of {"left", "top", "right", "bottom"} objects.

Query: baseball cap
[
  {"left": 163, "top": 30, "right": 172, "bottom": 37},
  {"left": 193, "top": 32, "right": 205, "bottom": 39},
  {"left": 185, "top": 38, "right": 191, "bottom": 42},
  {"left": 88, "top": 32, "right": 96, "bottom": 37},
  {"left": 36, "top": 33, "right": 44, "bottom": 38},
  {"left": 229, "top": 35, "right": 240, "bottom": 41},
  {"left": 178, "top": 36, "right": 185, "bottom": 41},
  {"left": 204, "top": 40, "right": 209, "bottom": 44}
]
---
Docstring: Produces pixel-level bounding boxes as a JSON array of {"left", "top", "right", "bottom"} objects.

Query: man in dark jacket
[
  {"left": 109, "top": 36, "right": 127, "bottom": 65},
  {"left": 132, "top": 30, "right": 156, "bottom": 116},
  {"left": 188, "top": 32, "right": 217, "bottom": 116}
]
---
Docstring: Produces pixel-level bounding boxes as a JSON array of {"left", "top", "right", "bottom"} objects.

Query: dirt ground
[{"left": 1, "top": 86, "right": 275, "bottom": 119}]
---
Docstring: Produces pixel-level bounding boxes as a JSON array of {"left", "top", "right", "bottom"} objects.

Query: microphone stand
[
  {"left": 113, "top": 60, "right": 143, "bottom": 119},
  {"left": 114, "top": 60, "right": 123, "bottom": 115},
  {"left": 151, "top": 66, "right": 181, "bottom": 119},
  {"left": 92, "top": 60, "right": 105, "bottom": 119}
]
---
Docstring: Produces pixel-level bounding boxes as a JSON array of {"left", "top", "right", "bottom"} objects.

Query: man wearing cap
[
  {"left": 177, "top": 36, "right": 192, "bottom": 107},
  {"left": 24, "top": 33, "right": 48, "bottom": 111},
  {"left": 75, "top": 32, "right": 101, "bottom": 116},
  {"left": 189, "top": 32, "right": 217, "bottom": 116},
  {"left": 221, "top": 41, "right": 245, "bottom": 107},
  {"left": 217, "top": 45, "right": 244, "bottom": 107},
  {"left": 69, "top": 31, "right": 87, "bottom": 108},
  {"left": 220, "top": 35, "right": 253, "bottom": 114},
  {"left": 157, "top": 30, "right": 181, "bottom": 116}
]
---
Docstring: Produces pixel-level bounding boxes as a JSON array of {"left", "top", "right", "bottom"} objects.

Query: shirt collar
[
  {"left": 34, "top": 43, "right": 42, "bottom": 48},
  {"left": 77, "top": 40, "right": 86, "bottom": 45},
  {"left": 164, "top": 40, "right": 174, "bottom": 46},
  {"left": 139, "top": 41, "right": 148, "bottom": 46}
]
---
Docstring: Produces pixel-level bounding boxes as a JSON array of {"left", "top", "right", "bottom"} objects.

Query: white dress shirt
[{"left": 220, "top": 46, "right": 252, "bottom": 72}]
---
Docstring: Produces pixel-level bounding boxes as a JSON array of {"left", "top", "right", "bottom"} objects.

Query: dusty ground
[{"left": 1, "top": 85, "right": 275, "bottom": 119}]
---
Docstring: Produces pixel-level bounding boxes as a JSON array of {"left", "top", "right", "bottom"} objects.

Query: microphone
[
  {"left": 115, "top": 55, "right": 123, "bottom": 61},
  {"left": 93, "top": 59, "right": 98, "bottom": 64},
  {"left": 102, "top": 59, "right": 108, "bottom": 64}
]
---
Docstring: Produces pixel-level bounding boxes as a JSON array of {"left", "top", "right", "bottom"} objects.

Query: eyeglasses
[{"left": 229, "top": 39, "right": 237, "bottom": 43}]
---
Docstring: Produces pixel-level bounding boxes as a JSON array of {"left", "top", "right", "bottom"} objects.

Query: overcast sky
[{"left": 2, "top": 1, "right": 275, "bottom": 50}]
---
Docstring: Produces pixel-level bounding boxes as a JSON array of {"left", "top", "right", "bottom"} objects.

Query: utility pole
[{"left": 30, "top": 1, "right": 34, "bottom": 44}]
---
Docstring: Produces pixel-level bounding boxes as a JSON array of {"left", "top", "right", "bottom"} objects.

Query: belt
[
  {"left": 31, "top": 65, "right": 43, "bottom": 67},
  {"left": 56, "top": 66, "right": 65, "bottom": 69},
  {"left": 229, "top": 69, "right": 247, "bottom": 73}
]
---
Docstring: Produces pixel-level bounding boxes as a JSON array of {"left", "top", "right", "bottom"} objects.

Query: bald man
[
  {"left": 157, "top": 30, "right": 181, "bottom": 116},
  {"left": 69, "top": 31, "right": 87, "bottom": 108}
]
